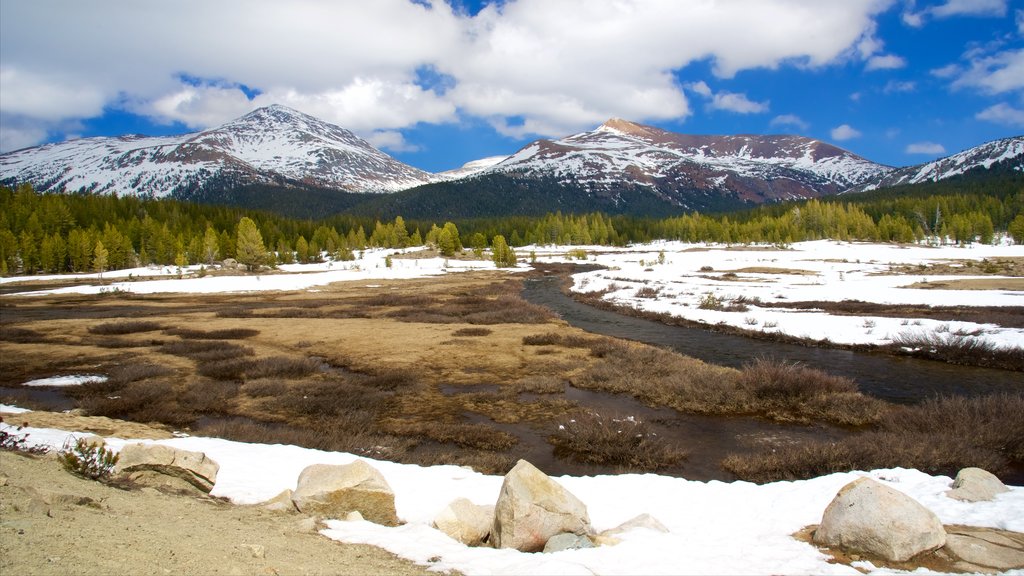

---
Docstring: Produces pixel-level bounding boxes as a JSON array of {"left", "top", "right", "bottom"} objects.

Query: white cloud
[
  {"left": 930, "top": 0, "right": 1006, "bottom": 18},
  {"left": 905, "top": 141, "right": 946, "bottom": 154},
  {"left": 903, "top": 0, "right": 1006, "bottom": 26},
  {"left": 709, "top": 91, "right": 769, "bottom": 114},
  {"left": 831, "top": 124, "right": 862, "bottom": 141},
  {"left": 0, "top": 0, "right": 897, "bottom": 144},
  {"left": 866, "top": 54, "right": 907, "bottom": 70},
  {"left": 976, "top": 102, "right": 1024, "bottom": 127},
  {"left": 930, "top": 63, "right": 961, "bottom": 78},
  {"left": 770, "top": 114, "right": 810, "bottom": 132},
  {"left": 1017, "top": 9, "right": 1024, "bottom": 34},
  {"left": 0, "top": 115, "right": 49, "bottom": 153},
  {"left": 687, "top": 81, "right": 713, "bottom": 98},
  {"left": 951, "top": 48, "right": 1024, "bottom": 94},
  {"left": 364, "top": 130, "right": 420, "bottom": 153},
  {"left": 883, "top": 80, "right": 916, "bottom": 93}
]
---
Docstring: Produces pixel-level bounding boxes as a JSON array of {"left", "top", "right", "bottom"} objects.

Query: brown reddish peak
[{"left": 599, "top": 118, "right": 659, "bottom": 137}]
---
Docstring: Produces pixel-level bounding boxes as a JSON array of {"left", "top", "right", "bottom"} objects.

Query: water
[{"left": 522, "top": 274, "right": 1024, "bottom": 404}]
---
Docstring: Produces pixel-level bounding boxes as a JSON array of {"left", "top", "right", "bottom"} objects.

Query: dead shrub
[
  {"left": 0, "top": 325, "right": 47, "bottom": 343},
  {"left": 181, "top": 380, "right": 241, "bottom": 414},
  {"left": 160, "top": 340, "right": 254, "bottom": 362},
  {"left": 890, "top": 331, "right": 1024, "bottom": 371},
  {"left": 93, "top": 337, "right": 165, "bottom": 349},
  {"left": 241, "top": 378, "right": 288, "bottom": 398},
  {"left": 246, "top": 356, "right": 320, "bottom": 379},
  {"left": 79, "top": 379, "right": 193, "bottom": 427},
  {"left": 635, "top": 286, "right": 660, "bottom": 298},
  {"left": 362, "top": 369, "right": 419, "bottom": 391},
  {"left": 383, "top": 419, "right": 517, "bottom": 451},
  {"left": 192, "top": 417, "right": 414, "bottom": 460},
  {"left": 165, "top": 328, "right": 260, "bottom": 340},
  {"left": 196, "top": 357, "right": 250, "bottom": 381},
  {"left": 523, "top": 332, "right": 594, "bottom": 348},
  {"left": 724, "top": 393, "right": 1024, "bottom": 483},
  {"left": 452, "top": 327, "right": 493, "bottom": 337},
  {"left": 406, "top": 446, "right": 516, "bottom": 475},
  {"left": 109, "top": 363, "right": 174, "bottom": 385},
  {"left": 88, "top": 320, "right": 163, "bottom": 335},
  {"left": 739, "top": 358, "right": 857, "bottom": 400},
  {"left": 549, "top": 411, "right": 687, "bottom": 472}
]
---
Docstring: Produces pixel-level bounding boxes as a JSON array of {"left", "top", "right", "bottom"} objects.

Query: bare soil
[{"left": 0, "top": 449, "right": 436, "bottom": 576}]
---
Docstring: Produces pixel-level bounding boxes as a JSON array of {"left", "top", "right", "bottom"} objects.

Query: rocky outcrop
[
  {"left": 113, "top": 443, "right": 219, "bottom": 493},
  {"left": 814, "top": 477, "right": 946, "bottom": 562},
  {"left": 290, "top": 460, "right": 398, "bottom": 526},
  {"left": 433, "top": 498, "right": 494, "bottom": 547},
  {"left": 946, "top": 468, "right": 1009, "bottom": 503},
  {"left": 943, "top": 526, "right": 1024, "bottom": 572},
  {"left": 492, "top": 459, "right": 592, "bottom": 552},
  {"left": 600, "top": 513, "right": 669, "bottom": 538},
  {"left": 543, "top": 533, "right": 594, "bottom": 553}
]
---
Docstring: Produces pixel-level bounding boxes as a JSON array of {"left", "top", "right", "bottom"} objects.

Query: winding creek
[{"left": 522, "top": 273, "right": 1024, "bottom": 404}]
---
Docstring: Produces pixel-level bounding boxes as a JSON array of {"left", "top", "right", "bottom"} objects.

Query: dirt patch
[
  {"left": 904, "top": 278, "right": 1024, "bottom": 291},
  {"left": 0, "top": 450, "right": 436, "bottom": 576}
]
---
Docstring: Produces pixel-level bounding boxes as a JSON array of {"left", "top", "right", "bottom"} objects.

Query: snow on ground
[
  {"left": 20, "top": 375, "right": 107, "bottom": 387},
  {"left": 1, "top": 249, "right": 516, "bottom": 296},
  {"left": 3, "top": 240, "right": 1022, "bottom": 349},
  {"left": 531, "top": 240, "right": 1024, "bottom": 349},
  {"left": 5, "top": 421, "right": 1023, "bottom": 576}
]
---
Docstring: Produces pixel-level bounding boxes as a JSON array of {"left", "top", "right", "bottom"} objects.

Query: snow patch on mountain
[{"left": 0, "top": 105, "right": 435, "bottom": 197}]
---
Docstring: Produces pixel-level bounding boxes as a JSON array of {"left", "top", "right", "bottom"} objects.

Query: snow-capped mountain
[
  {"left": 436, "top": 155, "right": 510, "bottom": 180},
  {"left": 474, "top": 119, "right": 893, "bottom": 207},
  {"left": 848, "top": 135, "right": 1024, "bottom": 193},
  {"left": 0, "top": 105, "right": 434, "bottom": 197}
]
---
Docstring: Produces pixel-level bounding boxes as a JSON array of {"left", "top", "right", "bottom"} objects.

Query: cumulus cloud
[
  {"left": 364, "top": 130, "right": 421, "bottom": 152},
  {"left": 976, "top": 102, "right": 1024, "bottom": 127},
  {"left": 770, "top": 114, "right": 810, "bottom": 132},
  {"left": 951, "top": 48, "right": 1024, "bottom": 94},
  {"left": 831, "top": 124, "right": 862, "bottom": 141},
  {"left": 708, "top": 91, "right": 769, "bottom": 114},
  {"left": 866, "top": 54, "right": 907, "bottom": 70},
  {"left": 905, "top": 141, "right": 946, "bottom": 154},
  {"left": 0, "top": 0, "right": 896, "bottom": 149},
  {"left": 903, "top": 0, "right": 1006, "bottom": 26}
]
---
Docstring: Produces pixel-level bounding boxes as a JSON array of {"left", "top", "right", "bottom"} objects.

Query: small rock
[
  {"left": 294, "top": 517, "right": 320, "bottom": 533},
  {"left": 0, "top": 475, "right": 8, "bottom": 487},
  {"left": 814, "top": 477, "right": 946, "bottom": 562},
  {"left": 543, "top": 533, "right": 595, "bottom": 553},
  {"left": 260, "top": 489, "right": 297, "bottom": 513},
  {"left": 433, "top": 498, "right": 494, "bottom": 547},
  {"left": 239, "top": 544, "right": 266, "bottom": 559},
  {"left": 344, "top": 511, "right": 364, "bottom": 522},
  {"left": 591, "top": 534, "right": 622, "bottom": 547},
  {"left": 946, "top": 468, "right": 1009, "bottom": 503},
  {"left": 600, "top": 513, "right": 669, "bottom": 538}
]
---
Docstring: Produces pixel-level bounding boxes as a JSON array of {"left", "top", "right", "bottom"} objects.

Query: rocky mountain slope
[
  {"left": 471, "top": 119, "right": 893, "bottom": 209},
  {"left": 847, "top": 135, "right": 1024, "bottom": 193},
  {"left": 0, "top": 105, "right": 435, "bottom": 197}
]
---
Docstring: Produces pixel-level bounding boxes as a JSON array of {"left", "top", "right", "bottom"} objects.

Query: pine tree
[
  {"left": 202, "top": 226, "right": 220, "bottom": 265},
  {"left": 93, "top": 240, "right": 109, "bottom": 276},
  {"left": 236, "top": 217, "right": 267, "bottom": 271},
  {"left": 491, "top": 235, "right": 517, "bottom": 268}
]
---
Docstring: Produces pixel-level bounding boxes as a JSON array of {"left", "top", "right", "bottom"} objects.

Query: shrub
[
  {"left": 0, "top": 326, "right": 47, "bottom": 343},
  {"left": 452, "top": 327, "right": 493, "bottom": 337},
  {"left": 0, "top": 419, "right": 50, "bottom": 455},
  {"left": 88, "top": 320, "right": 163, "bottom": 335},
  {"left": 549, "top": 411, "right": 686, "bottom": 471},
  {"left": 698, "top": 292, "right": 723, "bottom": 310},
  {"left": 635, "top": 286, "right": 660, "bottom": 298},
  {"left": 58, "top": 437, "right": 119, "bottom": 480},
  {"left": 160, "top": 340, "right": 254, "bottom": 362},
  {"left": 165, "top": 328, "right": 260, "bottom": 340}
]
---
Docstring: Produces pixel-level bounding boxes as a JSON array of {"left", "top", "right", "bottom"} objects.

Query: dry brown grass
[
  {"left": 549, "top": 410, "right": 687, "bottom": 471},
  {"left": 724, "top": 393, "right": 1024, "bottom": 483}
]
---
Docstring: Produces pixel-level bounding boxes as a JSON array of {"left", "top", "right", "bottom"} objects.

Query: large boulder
[
  {"left": 291, "top": 460, "right": 398, "bottom": 526},
  {"left": 946, "top": 468, "right": 1009, "bottom": 503},
  {"left": 814, "top": 477, "right": 946, "bottom": 562},
  {"left": 113, "top": 443, "right": 219, "bottom": 493},
  {"left": 492, "top": 459, "right": 592, "bottom": 552},
  {"left": 433, "top": 498, "right": 495, "bottom": 546}
]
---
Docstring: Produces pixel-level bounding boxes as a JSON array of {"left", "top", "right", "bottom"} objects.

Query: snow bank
[{"left": 5, "top": 421, "right": 1022, "bottom": 576}]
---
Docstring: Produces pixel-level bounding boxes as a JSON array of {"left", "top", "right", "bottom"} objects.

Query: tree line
[{"left": 1, "top": 182, "right": 1021, "bottom": 276}]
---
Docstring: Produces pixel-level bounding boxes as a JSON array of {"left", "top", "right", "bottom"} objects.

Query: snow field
[{"left": 4, "top": 422, "right": 1022, "bottom": 576}]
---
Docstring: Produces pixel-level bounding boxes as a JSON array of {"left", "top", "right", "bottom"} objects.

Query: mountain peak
[{"left": 598, "top": 118, "right": 654, "bottom": 136}]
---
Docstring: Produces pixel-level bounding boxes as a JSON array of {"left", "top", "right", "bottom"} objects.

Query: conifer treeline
[{"left": 1, "top": 183, "right": 1021, "bottom": 276}]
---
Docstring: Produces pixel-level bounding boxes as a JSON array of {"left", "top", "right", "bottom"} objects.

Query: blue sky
[{"left": 1, "top": 0, "right": 1021, "bottom": 172}]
